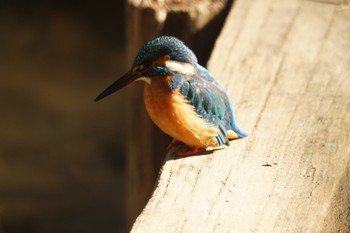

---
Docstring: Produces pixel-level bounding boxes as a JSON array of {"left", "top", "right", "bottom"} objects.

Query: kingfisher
[{"left": 95, "top": 36, "right": 247, "bottom": 155}]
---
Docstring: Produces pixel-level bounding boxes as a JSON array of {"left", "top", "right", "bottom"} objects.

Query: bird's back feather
[{"left": 171, "top": 65, "right": 247, "bottom": 146}]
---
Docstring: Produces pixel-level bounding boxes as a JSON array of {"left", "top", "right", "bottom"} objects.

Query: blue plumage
[
  {"left": 133, "top": 36, "right": 197, "bottom": 67},
  {"left": 195, "top": 65, "right": 248, "bottom": 138}
]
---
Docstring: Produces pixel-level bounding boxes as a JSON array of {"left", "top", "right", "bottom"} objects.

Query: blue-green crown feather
[{"left": 133, "top": 36, "right": 198, "bottom": 67}]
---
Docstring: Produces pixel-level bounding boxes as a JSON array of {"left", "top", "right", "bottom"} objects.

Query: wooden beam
[{"left": 131, "top": 0, "right": 350, "bottom": 232}]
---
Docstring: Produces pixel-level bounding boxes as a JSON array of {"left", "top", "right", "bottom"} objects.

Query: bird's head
[{"left": 95, "top": 36, "right": 197, "bottom": 101}]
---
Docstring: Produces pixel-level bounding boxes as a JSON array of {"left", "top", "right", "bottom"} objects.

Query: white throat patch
[{"left": 136, "top": 77, "right": 151, "bottom": 84}]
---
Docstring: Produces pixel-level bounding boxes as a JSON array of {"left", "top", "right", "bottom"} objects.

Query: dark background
[{"left": 0, "top": 1, "right": 127, "bottom": 232}]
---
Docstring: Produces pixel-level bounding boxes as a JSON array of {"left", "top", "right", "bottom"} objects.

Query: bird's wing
[
  {"left": 178, "top": 74, "right": 233, "bottom": 146},
  {"left": 195, "top": 65, "right": 248, "bottom": 138}
]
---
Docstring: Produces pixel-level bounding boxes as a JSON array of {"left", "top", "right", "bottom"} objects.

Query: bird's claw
[{"left": 176, "top": 146, "right": 204, "bottom": 156}]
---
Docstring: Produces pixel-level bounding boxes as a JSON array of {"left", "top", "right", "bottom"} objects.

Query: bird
[{"left": 95, "top": 36, "right": 247, "bottom": 156}]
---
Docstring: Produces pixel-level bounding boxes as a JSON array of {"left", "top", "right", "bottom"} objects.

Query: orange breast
[{"left": 143, "top": 76, "right": 219, "bottom": 148}]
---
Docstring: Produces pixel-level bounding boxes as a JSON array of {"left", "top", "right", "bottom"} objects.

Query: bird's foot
[
  {"left": 176, "top": 146, "right": 204, "bottom": 156},
  {"left": 167, "top": 140, "right": 184, "bottom": 151}
]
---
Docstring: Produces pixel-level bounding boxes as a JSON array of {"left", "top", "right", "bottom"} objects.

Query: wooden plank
[{"left": 131, "top": 0, "right": 350, "bottom": 232}]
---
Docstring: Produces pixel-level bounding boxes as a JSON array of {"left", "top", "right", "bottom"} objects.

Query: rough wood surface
[{"left": 131, "top": 0, "right": 350, "bottom": 232}]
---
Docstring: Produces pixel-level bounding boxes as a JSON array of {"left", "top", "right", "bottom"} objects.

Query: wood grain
[{"left": 131, "top": 0, "right": 350, "bottom": 232}]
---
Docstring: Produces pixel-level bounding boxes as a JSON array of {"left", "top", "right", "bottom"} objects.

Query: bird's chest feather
[
  {"left": 143, "top": 76, "right": 173, "bottom": 111},
  {"left": 143, "top": 76, "right": 218, "bottom": 147}
]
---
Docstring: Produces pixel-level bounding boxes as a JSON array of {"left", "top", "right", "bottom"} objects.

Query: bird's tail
[{"left": 228, "top": 114, "right": 248, "bottom": 139}]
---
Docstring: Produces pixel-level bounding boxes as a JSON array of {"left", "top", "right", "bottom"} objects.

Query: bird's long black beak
[{"left": 95, "top": 70, "right": 143, "bottom": 101}]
